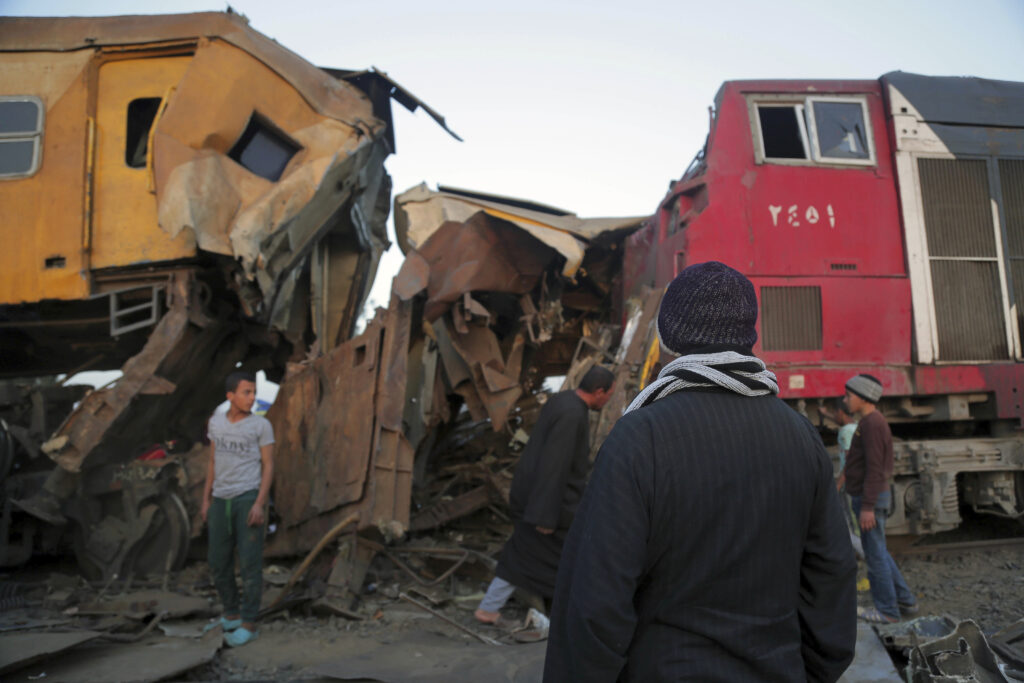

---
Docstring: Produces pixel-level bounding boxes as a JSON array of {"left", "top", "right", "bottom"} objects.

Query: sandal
[
  {"left": 857, "top": 606, "right": 899, "bottom": 624},
  {"left": 224, "top": 626, "right": 259, "bottom": 647},
  {"left": 202, "top": 616, "right": 243, "bottom": 633},
  {"left": 899, "top": 601, "right": 920, "bottom": 617}
]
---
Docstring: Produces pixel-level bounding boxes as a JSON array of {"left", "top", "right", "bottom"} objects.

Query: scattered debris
[
  {"left": 990, "top": 618, "right": 1024, "bottom": 671},
  {"left": 77, "top": 590, "right": 211, "bottom": 621},
  {"left": 875, "top": 615, "right": 960, "bottom": 651},
  {"left": 906, "top": 619, "right": 1009, "bottom": 682},
  {"left": 312, "top": 630, "right": 545, "bottom": 683},
  {"left": 399, "top": 592, "right": 501, "bottom": 646},
  {"left": 21, "top": 630, "right": 222, "bottom": 683}
]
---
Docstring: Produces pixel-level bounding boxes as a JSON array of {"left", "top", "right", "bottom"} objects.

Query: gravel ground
[{"left": 889, "top": 545, "right": 1024, "bottom": 633}]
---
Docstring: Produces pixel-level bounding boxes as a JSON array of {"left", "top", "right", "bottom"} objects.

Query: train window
[
  {"left": 756, "top": 104, "right": 809, "bottom": 160},
  {"left": 228, "top": 113, "right": 300, "bottom": 182},
  {"left": 0, "top": 96, "right": 43, "bottom": 178},
  {"left": 751, "top": 95, "right": 875, "bottom": 167},
  {"left": 125, "top": 98, "right": 162, "bottom": 168},
  {"left": 806, "top": 98, "right": 874, "bottom": 165}
]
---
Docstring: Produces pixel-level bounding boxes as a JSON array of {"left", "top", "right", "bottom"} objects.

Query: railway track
[{"left": 891, "top": 535, "right": 1024, "bottom": 557}]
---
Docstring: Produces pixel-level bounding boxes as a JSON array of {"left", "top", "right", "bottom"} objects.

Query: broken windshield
[{"left": 812, "top": 100, "right": 869, "bottom": 161}]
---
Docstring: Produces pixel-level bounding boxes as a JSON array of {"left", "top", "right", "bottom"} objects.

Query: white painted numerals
[{"left": 768, "top": 204, "right": 836, "bottom": 228}]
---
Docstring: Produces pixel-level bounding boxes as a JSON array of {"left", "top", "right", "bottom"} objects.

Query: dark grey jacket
[{"left": 544, "top": 389, "right": 857, "bottom": 682}]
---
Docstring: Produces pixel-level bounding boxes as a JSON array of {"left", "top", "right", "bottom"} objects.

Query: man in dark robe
[
  {"left": 474, "top": 365, "right": 614, "bottom": 624},
  {"left": 544, "top": 262, "right": 857, "bottom": 682}
]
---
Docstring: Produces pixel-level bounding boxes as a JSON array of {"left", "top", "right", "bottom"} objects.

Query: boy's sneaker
[
  {"left": 899, "top": 602, "right": 920, "bottom": 617},
  {"left": 203, "top": 616, "right": 243, "bottom": 633},
  {"left": 225, "top": 627, "right": 259, "bottom": 647}
]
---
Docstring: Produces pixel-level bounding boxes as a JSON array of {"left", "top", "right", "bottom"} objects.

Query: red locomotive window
[
  {"left": 810, "top": 101, "right": 869, "bottom": 161},
  {"left": 751, "top": 95, "right": 875, "bottom": 167},
  {"left": 757, "top": 105, "right": 808, "bottom": 159}
]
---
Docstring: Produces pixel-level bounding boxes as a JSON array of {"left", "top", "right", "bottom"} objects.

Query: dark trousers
[{"left": 208, "top": 489, "right": 263, "bottom": 623}]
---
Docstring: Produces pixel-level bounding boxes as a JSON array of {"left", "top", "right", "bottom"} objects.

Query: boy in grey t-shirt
[{"left": 201, "top": 371, "right": 274, "bottom": 647}]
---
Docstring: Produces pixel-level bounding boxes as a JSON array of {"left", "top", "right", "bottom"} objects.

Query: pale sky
[{"left": 5, "top": 0, "right": 1024, "bottom": 315}]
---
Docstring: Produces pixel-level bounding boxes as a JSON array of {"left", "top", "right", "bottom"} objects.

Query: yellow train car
[{"left": 0, "top": 12, "right": 453, "bottom": 572}]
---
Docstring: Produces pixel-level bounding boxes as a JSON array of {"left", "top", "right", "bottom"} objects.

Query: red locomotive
[{"left": 624, "top": 72, "right": 1024, "bottom": 534}]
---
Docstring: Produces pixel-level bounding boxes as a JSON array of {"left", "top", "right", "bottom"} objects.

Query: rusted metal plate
[
  {"left": 394, "top": 212, "right": 556, "bottom": 322},
  {"left": 41, "top": 273, "right": 191, "bottom": 473},
  {"left": 268, "top": 316, "right": 384, "bottom": 527},
  {"left": 370, "top": 293, "right": 415, "bottom": 528},
  {"left": 265, "top": 293, "right": 415, "bottom": 553}
]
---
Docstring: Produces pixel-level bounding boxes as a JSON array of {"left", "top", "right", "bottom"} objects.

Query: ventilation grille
[
  {"left": 919, "top": 159, "right": 996, "bottom": 258},
  {"left": 761, "top": 286, "right": 822, "bottom": 351},
  {"left": 918, "top": 158, "right": 1007, "bottom": 361},
  {"left": 1000, "top": 158, "right": 1024, "bottom": 336},
  {"left": 930, "top": 261, "right": 1008, "bottom": 360}
]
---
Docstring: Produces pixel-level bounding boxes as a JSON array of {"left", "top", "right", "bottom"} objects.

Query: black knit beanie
[{"left": 657, "top": 261, "right": 758, "bottom": 354}]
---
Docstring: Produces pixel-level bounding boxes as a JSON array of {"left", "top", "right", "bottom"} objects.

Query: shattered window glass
[
  {"left": 0, "top": 97, "right": 43, "bottom": 178},
  {"left": 125, "top": 98, "right": 162, "bottom": 168},
  {"left": 812, "top": 101, "right": 870, "bottom": 161},
  {"left": 757, "top": 105, "right": 808, "bottom": 160},
  {"left": 228, "top": 114, "right": 300, "bottom": 182}
]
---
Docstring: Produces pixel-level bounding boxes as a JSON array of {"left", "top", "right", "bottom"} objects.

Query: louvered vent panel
[
  {"left": 999, "top": 159, "right": 1024, "bottom": 331},
  {"left": 930, "top": 260, "right": 1008, "bottom": 360},
  {"left": 1001, "top": 159, "right": 1024, "bottom": 256},
  {"left": 761, "top": 286, "right": 822, "bottom": 351},
  {"left": 918, "top": 159, "right": 996, "bottom": 258}
]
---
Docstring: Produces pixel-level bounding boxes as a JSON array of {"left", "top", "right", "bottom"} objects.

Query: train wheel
[{"left": 126, "top": 491, "right": 192, "bottom": 577}]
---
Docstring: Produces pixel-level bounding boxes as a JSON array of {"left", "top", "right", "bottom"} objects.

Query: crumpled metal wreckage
[
  {"left": 261, "top": 184, "right": 645, "bottom": 556},
  {"left": 0, "top": 12, "right": 458, "bottom": 580}
]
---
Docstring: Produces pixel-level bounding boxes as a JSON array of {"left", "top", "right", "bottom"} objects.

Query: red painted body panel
[{"left": 627, "top": 77, "right": 1023, "bottom": 425}]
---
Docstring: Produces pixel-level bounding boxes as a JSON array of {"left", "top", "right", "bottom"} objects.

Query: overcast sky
[{"left": 4, "top": 0, "right": 1023, "bottom": 361}]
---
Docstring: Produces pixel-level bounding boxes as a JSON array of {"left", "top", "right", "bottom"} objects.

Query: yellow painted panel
[
  {"left": 0, "top": 51, "right": 92, "bottom": 304},
  {"left": 91, "top": 56, "right": 196, "bottom": 269}
]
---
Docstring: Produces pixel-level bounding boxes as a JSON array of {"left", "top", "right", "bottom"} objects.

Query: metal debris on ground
[{"left": 906, "top": 619, "right": 1010, "bottom": 683}]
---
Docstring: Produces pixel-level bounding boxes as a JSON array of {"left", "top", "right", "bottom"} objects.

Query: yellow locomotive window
[
  {"left": 125, "top": 97, "right": 162, "bottom": 168},
  {"left": 228, "top": 113, "right": 300, "bottom": 182},
  {"left": 0, "top": 96, "right": 43, "bottom": 178}
]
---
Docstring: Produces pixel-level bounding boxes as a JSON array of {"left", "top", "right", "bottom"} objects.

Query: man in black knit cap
[{"left": 544, "top": 261, "right": 856, "bottom": 682}]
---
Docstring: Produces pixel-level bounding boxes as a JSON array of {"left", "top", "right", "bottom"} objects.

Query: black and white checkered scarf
[{"left": 623, "top": 350, "right": 779, "bottom": 415}]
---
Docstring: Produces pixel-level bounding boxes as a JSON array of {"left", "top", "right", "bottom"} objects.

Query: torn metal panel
[
  {"left": 265, "top": 291, "right": 415, "bottom": 555},
  {"left": 875, "top": 615, "right": 959, "bottom": 651},
  {"left": 16, "top": 630, "right": 222, "bottom": 683},
  {"left": 394, "top": 211, "right": 557, "bottom": 321},
  {"left": 39, "top": 272, "right": 190, "bottom": 474},
  {"left": 269, "top": 316, "right": 384, "bottom": 526},
  {"left": 907, "top": 619, "right": 1009, "bottom": 683},
  {"left": 325, "top": 67, "right": 463, "bottom": 151},
  {"left": 990, "top": 618, "right": 1024, "bottom": 670},
  {"left": 394, "top": 183, "right": 645, "bottom": 277},
  {"left": 0, "top": 631, "right": 101, "bottom": 676}
]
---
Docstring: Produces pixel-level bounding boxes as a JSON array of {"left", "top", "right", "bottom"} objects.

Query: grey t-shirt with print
[{"left": 208, "top": 413, "right": 275, "bottom": 499}]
